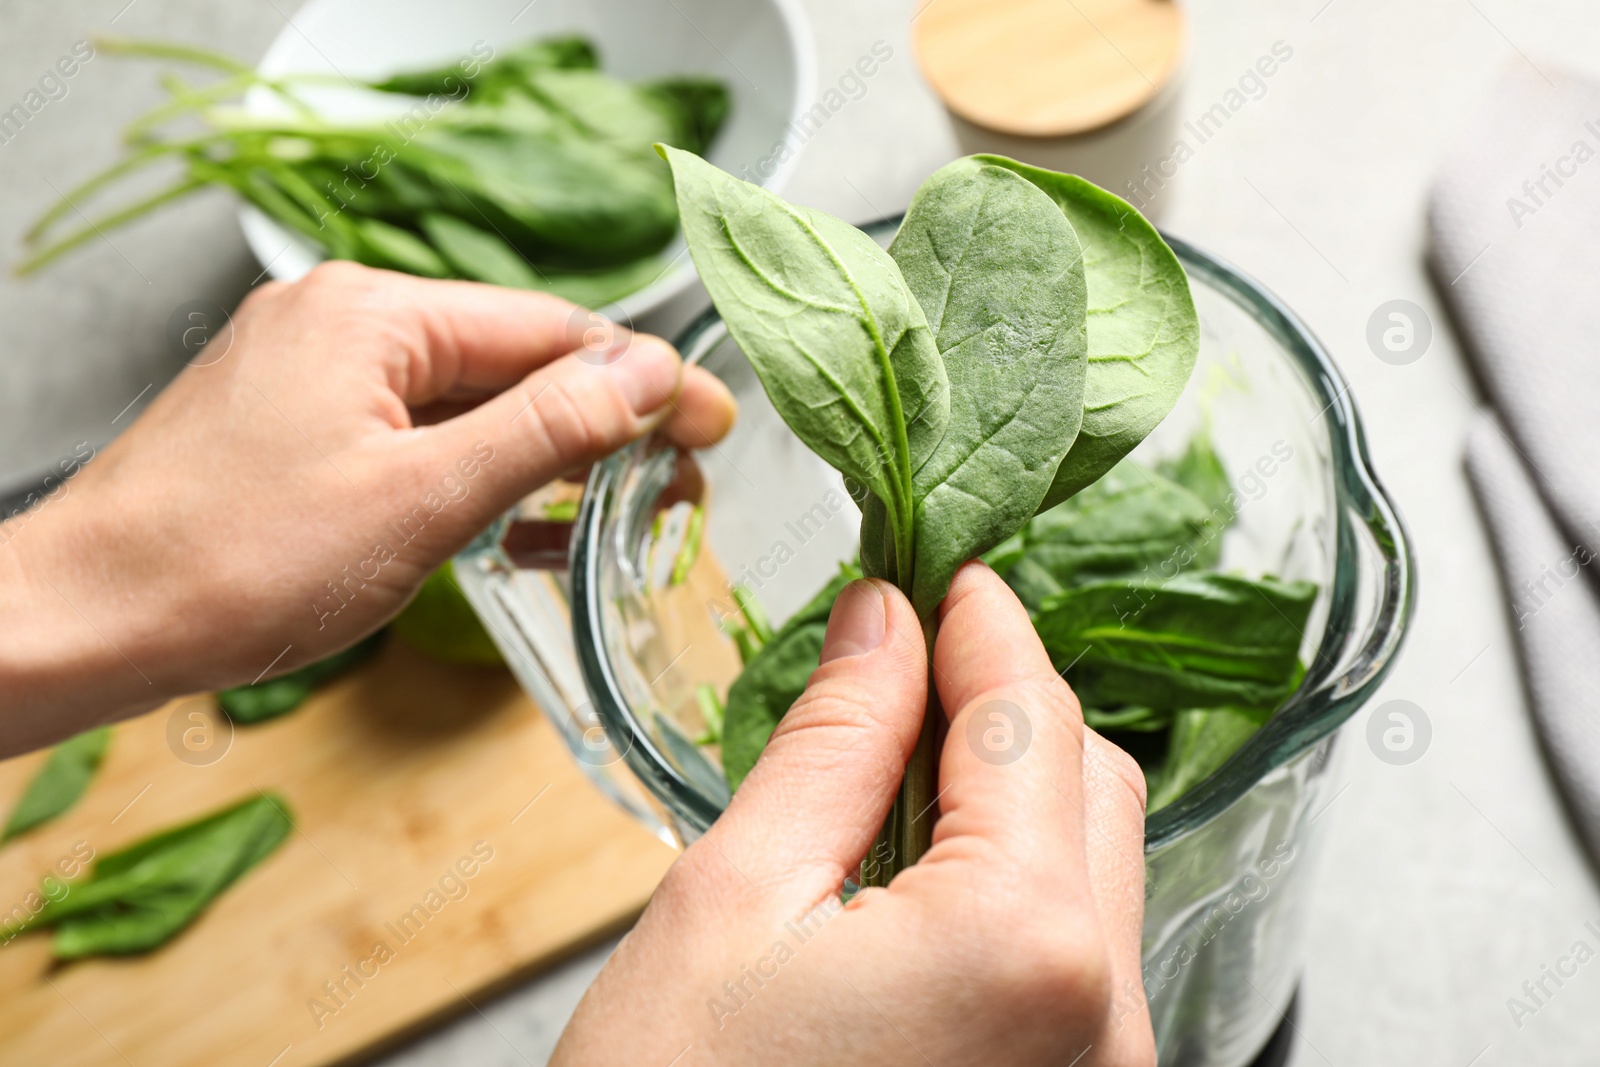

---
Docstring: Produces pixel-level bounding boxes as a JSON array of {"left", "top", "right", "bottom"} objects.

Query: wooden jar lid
[{"left": 912, "top": 0, "right": 1186, "bottom": 137}]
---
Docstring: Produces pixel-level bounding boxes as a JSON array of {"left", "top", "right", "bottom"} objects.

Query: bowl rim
[
  {"left": 571, "top": 221, "right": 1417, "bottom": 850},
  {"left": 238, "top": 0, "right": 817, "bottom": 321}
]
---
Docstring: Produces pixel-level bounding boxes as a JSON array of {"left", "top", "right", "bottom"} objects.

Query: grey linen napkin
[{"left": 1429, "top": 63, "right": 1600, "bottom": 862}]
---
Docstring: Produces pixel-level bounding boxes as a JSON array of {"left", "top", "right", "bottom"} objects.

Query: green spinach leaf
[
  {"left": 530, "top": 257, "right": 671, "bottom": 309},
  {"left": 973, "top": 157, "right": 1199, "bottom": 509},
  {"left": 2, "top": 727, "right": 111, "bottom": 842},
  {"left": 883, "top": 157, "right": 1090, "bottom": 618},
  {"left": 1082, "top": 705, "right": 1171, "bottom": 733},
  {"left": 350, "top": 217, "right": 452, "bottom": 277},
  {"left": 420, "top": 212, "right": 541, "bottom": 289},
  {"left": 693, "top": 682, "right": 726, "bottom": 745},
  {"left": 21, "top": 34, "right": 723, "bottom": 309},
  {"left": 662, "top": 145, "right": 949, "bottom": 581},
  {"left": 1144, "top": 706, "right": 1267, "bottom": 812},
  {"left": 398, "top": 123, "right": 680, "bottom": 268},
  {"left": 645, "top": 77, "right": 732, "bottom": 155},
  {"left": 1003, "top": 554, "right": 1067, "bottom": 615},
  {"left": 1036, "top": 572, "right": 1316, "bottom": 712},
  {"left": 10, "top": 793, "right": 293, "bottom": 958},
  {"left": 1023, "top": 460, "right": 1221, "bottom": 590},
  {"left": 1156, "top": 426, "right": 1233, "bottom": 521},
  {"left": 371, "top": 35, "right": 597, "bottom": 98},
  {"left": 217, "top": 632, "right": 385, "bottom": 724},
  {"left": 390, "top": 562, "right": 504, "bottom": 666},
  {"left": 721, "top": 565, "right": 860, "bottom": 790}
]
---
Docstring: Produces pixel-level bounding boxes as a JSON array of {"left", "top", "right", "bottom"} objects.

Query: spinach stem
[
  {"left": 122, "top": 72, "right": 259, "bottom": 143},
  {"left": 24, "top": 140, "right": 203, "bottom": 245},
  {"left": 14, "top": 177, "right": 206, "bottom": 276},
  {"left": 860, "top": 613, "right": 940, "bottom": 887},
  {"left": 94, "top": 36, "right": 254, "bottom": 74},
  {"left": 669, "top": 505, "right": 705, "bottom": 586}
]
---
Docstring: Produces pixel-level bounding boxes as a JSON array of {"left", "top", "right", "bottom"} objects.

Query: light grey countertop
[{"left": 5, "top": 1, "right": 1600, "bottom": 1064}]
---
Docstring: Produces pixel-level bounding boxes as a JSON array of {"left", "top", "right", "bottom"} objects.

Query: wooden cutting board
[{"left": 0, "top": 640, "right": 678, "bottom": 1067}]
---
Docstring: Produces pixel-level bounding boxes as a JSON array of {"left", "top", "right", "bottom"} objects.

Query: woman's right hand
[{"left": 553, "top": 561, "right": 1154, "bottom": 1066}]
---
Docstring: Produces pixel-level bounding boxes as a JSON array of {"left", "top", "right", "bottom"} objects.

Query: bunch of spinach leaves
[
  {"left": 664, "top": 148, "right": 1216, "bottom": 880},
  {"left": 995, "top": 436, "right": 1315, "bottom": 806},
  {"left": 5, "top": 793, "right": 293, "bottom": 958},
  {"left": 19, "top": 35, "right": 728, "bottom": 307},
  {"left": 716, "top": 436, "right": 1316, "bottom": 824}
]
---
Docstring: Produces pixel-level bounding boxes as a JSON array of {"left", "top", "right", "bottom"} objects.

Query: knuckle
[
  {"left": 1019, "top": 666, "right": 1082, "bottom": 719},
  {"left": 302, "top": 258, "right": 371, "bottom": 290},
  {"left": 764, "top": 688, "right": 911, "bottom": 791},
  {"left": 786, "top": 686, "right": 879, "bottom": 732},
  {"left": 1098, "top": 739, "right": 1149, "bottom": 813},
  {"left": 295, "top": 261, "right": 399, "bottom": 323},
  {"left": 236, "top": 281, "right": 284, "bottom": 315},
  {"left": 523, "top": 374, "right": 610, "bottom": 463}
]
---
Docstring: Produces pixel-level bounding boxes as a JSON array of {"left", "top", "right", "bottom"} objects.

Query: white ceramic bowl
[{"left": 240, "top": 0, "right": 814, "bottom": 319}]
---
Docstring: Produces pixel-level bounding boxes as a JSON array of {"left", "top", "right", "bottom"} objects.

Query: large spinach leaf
[
  {"left": 10, "top": 793, "right": 292, "bottom": 958},
  {"left": 883, "top": 157, "right": 1090, "bottom": 618},
  {"left": 1036, "top": 572, "right": 1316, "bottom": 712},
  {"left": 973, "top": 157, "right": 1200, "bottom": 509},
  {"left": 720, "top": 565, "right": 861, "bottom": 791},
  {"left": 1, "top": 727, "right": 111, "bottom": 842},
  {"left": 662, "top": 145, "right": 949, "bottom": 582},
  {"left": 1023, "top": 460, "right": 1221, "bottom": 592}
]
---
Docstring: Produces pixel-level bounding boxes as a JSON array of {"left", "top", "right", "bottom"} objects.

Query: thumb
[
  {"left": 709, "top": 578, "right": 928, "bottom": 892},
  {"left": 400, "top": 333, "right": 684, "bottom": 545}
]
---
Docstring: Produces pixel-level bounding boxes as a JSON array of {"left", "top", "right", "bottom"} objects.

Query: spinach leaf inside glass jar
[{"left": 666, "top": 151, "right": 1276, "bottom": 881}]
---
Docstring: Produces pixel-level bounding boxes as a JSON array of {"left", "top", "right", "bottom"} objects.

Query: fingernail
[
  {"left": 609, "top": 336, "right": 681, "bottom": 416},
  {"left": 820, "top": 580, "right": 888, "bottom": 663}
]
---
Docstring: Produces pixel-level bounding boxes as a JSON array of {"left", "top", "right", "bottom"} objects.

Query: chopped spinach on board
[
  {"left": 18, "top": 35, "right": 729, "bottom": 307},
  {"left": 1, "top": 727, "right": 112, "bottom": 842},
  {"left": 5, "top": 793, "right": 293, "bottom": 959}
]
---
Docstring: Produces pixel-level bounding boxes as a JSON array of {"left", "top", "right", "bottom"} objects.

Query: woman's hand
[
  {"left": 0, "top": 262, "right": 734, "bottom": 755},
  {"left": 554, "top": 562, "right": 1154, "bottom": 1067}
]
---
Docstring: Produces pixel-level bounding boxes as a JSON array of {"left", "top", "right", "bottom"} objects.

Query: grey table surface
[{"left": 5, "top": 1, "right": 1600, "bottom": 1064}]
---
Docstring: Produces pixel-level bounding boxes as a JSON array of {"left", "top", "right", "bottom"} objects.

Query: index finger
[
  {"left": 927, "top": 562, "right": 1088, "bottom": 875},
  {"left": 278, "top": 263, "right": 597, "bottom": 404}
]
